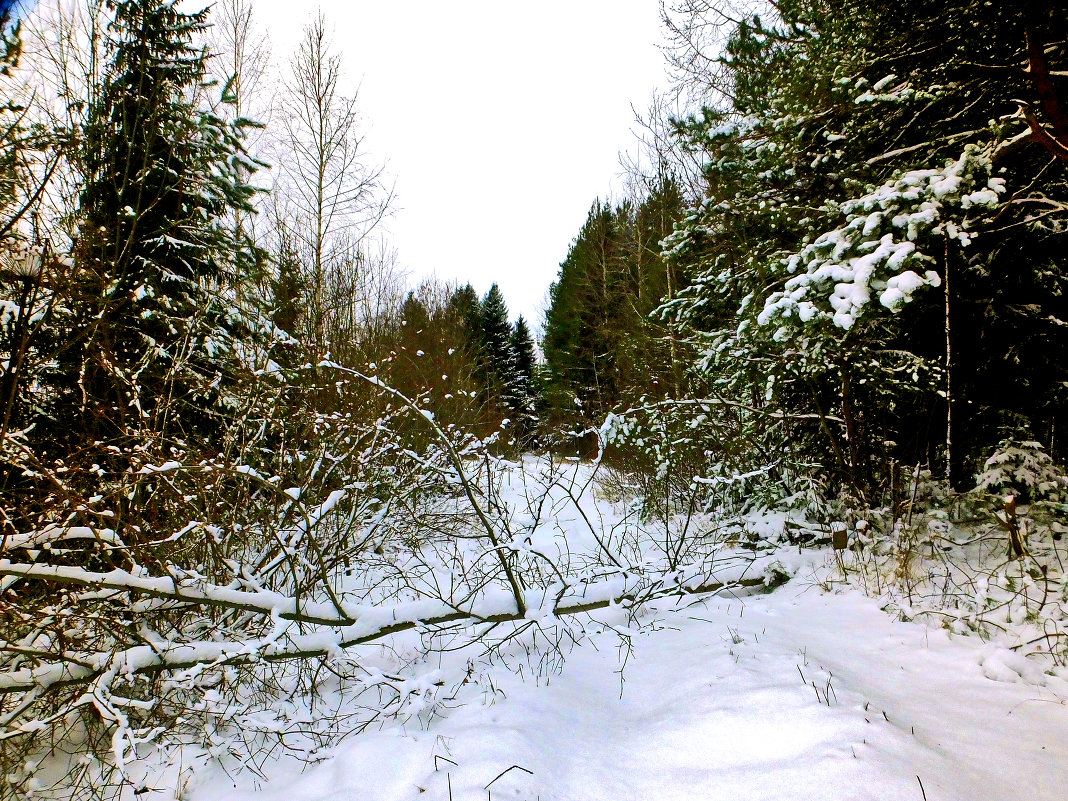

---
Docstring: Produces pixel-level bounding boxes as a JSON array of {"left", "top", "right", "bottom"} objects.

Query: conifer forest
[{"left": 1, "top": 2, "right": 1067, "bottom": 799}]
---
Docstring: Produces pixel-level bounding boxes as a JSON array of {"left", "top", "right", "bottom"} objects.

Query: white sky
[{"left": 248, "top": 0, "right": 669, "bottom": 328}]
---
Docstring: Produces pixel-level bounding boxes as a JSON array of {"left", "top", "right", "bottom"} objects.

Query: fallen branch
[{"left": 0, "top": 569, "right": 768, "bottom": 695}]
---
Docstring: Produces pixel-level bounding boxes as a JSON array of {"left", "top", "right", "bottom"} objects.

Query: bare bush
[{"left": 0, "top": 358, "right": 761, "bottom": 799}]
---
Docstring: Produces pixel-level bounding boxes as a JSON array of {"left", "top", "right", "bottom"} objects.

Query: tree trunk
[{"left": 944, "top": 237, "right": 963, "bottom": 489}]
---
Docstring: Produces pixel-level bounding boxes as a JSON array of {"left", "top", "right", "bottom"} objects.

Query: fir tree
[
  {"left": 45, "top": 0, "right": 269, "bottom": 470},
  {"left": 56, "top": 0, "right": 267, "bottom": 452}
]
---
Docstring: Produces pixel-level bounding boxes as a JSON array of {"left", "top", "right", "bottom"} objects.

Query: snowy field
[{"left": 165, "top": 459, "right": 1068, "bottom": 801}]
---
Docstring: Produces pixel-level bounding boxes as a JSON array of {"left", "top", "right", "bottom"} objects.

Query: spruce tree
[
  {"left": 542, "top": 201, "right": 621, "bottom": 418},
  {"left": 447, "top": 282, "right": 484, "bottom": 358},
  {"left": 18, "top": 0, "right": 274, "bottom": 513},
  {"left": 53, "top": 0, "right": 267, "bottom": 459},
  {"left": 0, "top": 6, "right": 30, "bottom": 477},
  {"left": 509, "top": 315, "right": 538, "bottom": 446},
  {"left": 479, "top": 283, "right": 518, "bottom": 399},
  {"left": 510, "top": 316, "right": 536, "bottom": 401}
]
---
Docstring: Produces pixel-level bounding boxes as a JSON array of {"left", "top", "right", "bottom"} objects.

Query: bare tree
[
  {"left": 658, "top": 0, "right": 758, "bottom": 109},
  {"left": 15, "top": 1, "right": 108, "bottom": 247},
  {"left": 272, "top": 13, "right": 392, "bottom": 352},
  {"left": 328, "top": 236, "right": 407, "bottom": 359},
  {"left": 205, "top": 0, "right": 271, "bottom": 126},
  {"left": 622, "top": 91, "right": 705, "bottom": 201}
]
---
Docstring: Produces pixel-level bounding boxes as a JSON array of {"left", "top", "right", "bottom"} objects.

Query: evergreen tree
[
  {"left": 542, "top": 181, "right": 686, "bottom": 425},
  {"left": 390, "top": 290, "right": 432, "bottom": 401},
  {"left": 660, "top": 0, "right": 1068, "bottom": 496},
  {"left": 0, "top": 6, "right": 21, "bottom": 228},
  {"left": 382, "top": 282, "right": 493, "bottom": 449},
  {"left": 542, "top": 201, "right": 624, "bottom": 418},
  {"left": 270, "top": 233, "right": 304, "bottom": 339},
  {"left": 479, "top": 282, "right": 518, "bottom": 400},
  {"left": 510, "top": 315, "right": 536, "bottom": 400},
  {"left": 61, "top": 0, "right": 264, "bottom": 446},
  {"left": 38, "top": 0, "right": 269, "bottom": 481},
  {"left": 447, "top": 282, "right": 484, "bottom": 359},
  {"left": 509, "top": 314, "right": 538, "bottom": 445},
  {"left": 0, "top": 6, "right": 31, "bottom": 479}
]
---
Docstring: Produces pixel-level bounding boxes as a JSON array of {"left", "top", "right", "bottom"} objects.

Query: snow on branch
[
  {"left": 758, "top": 146, "right": 1005, "bottom": 335},
  {"left": 0, "top": 563, "right": 766, "bottom": 695}
]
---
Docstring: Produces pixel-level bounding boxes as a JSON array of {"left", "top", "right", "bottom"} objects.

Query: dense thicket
[
  {"left": 0, "top": 5, "right": 496, "bottom": 795},
  {"left": 1, "top": 0, "right": 281, "bottom": 538},
  {"left": 642, "top": 0, "right": 1068, "bottom": 501}
]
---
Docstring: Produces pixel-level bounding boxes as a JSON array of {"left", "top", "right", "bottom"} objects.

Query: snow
[
  {"left": 0, "top": 524, "right": 120, "bottom": 552},
  {"left": 879, "top": 269, "right": 925, "bottom": 310},
  {"left": 190, "top": 576, "right": 1068, "bottom": 801},
  {"left": 14, "top": 456, "right": 1065, "bottom": 800},
  {"left": 169, "top": 450, "right": 1068, "bottom": 801},
  {"left": 138, "top": 460, "right": 182, "bottom": 474},
  {"left": 761, "top": 146, "right": 1003, "bottom": 333}
]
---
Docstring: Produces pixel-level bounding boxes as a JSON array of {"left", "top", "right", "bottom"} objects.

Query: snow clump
[{"left": 759, "top": 146, "right": 1005, "bottom": 335}]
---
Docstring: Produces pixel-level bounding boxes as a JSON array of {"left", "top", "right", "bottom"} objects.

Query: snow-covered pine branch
[{"left": 758, "top": 146, "right": 1005, "bottom": 336}]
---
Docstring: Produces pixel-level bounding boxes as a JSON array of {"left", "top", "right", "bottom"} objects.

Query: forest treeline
[
  {"left": 0, "top": 0, "right": 1065, "bottom": 570},
  {"left": 0, "top": 0, "right": 1064, "bottom": 556}
]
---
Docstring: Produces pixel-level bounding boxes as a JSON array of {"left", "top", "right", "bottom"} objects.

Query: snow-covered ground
[
  {"left": 187, "top": 569, "right": 1068, "bottom": 801},
  {"left": 47, "top": 456, "right": 1054, "bottom": 801}
]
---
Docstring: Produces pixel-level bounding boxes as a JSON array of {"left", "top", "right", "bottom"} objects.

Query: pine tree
[
  {"left": 542, "top": 181, "right": 685, "bottom": 425},
  {"left": 660, "top": 0, "right": 1068, "bottom": 495}
]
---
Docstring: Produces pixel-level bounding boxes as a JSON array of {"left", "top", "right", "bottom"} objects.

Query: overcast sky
[{"left": 249, "top": 0, "right": 669, "bottom": 328}]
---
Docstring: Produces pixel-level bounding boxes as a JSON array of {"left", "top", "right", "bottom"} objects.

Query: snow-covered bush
[
  {"left": 0, "top": 359, "right": 766, "bottom": 800},
  {"left": 975, "top": 439, "right": 1068, "bottom": 506},
  {"left": 600, "top": 395, "right": 837, "bottom": 557}
]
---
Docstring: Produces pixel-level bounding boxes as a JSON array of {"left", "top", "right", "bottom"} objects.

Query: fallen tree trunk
[{"left": 0, "top": 563, "right": 768, "bottom": 695}]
